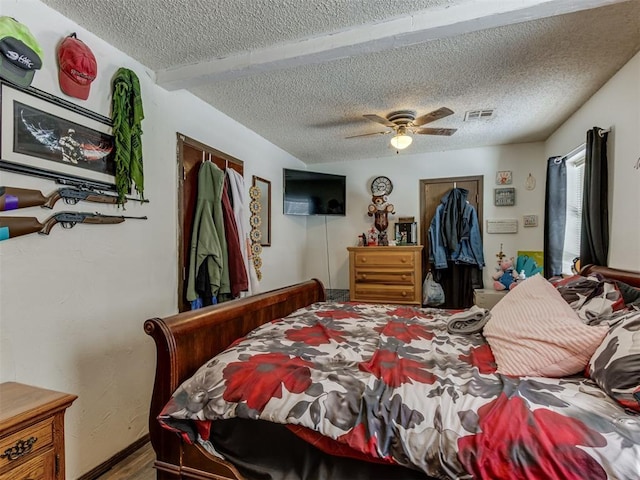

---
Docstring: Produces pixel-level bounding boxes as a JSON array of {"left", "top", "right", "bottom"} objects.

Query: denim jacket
[{"left": 429, "top": 189, "right": 485, "bottom": 269}]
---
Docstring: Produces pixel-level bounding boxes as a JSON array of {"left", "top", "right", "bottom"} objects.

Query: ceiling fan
[{"left": 347, "top": 107, "right": 457, "bottom": 150}]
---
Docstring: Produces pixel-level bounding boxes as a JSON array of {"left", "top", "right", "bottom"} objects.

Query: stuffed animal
[{"left": 492, "top": 257, "right": 520, "bottom": 291}]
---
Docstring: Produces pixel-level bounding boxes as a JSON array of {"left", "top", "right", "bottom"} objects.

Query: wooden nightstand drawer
[
  {"left": 0, "top": 448, "right": 55, "bottom": 480},
  {"left": 353, "top": 251, "right": 415, "bottom": 268},
  {"left": 354, "top": 269, "right": 413, "bottom": 284},
  {"left": 0, "top": 383, "right": 76, "bottom": 480},
  {"left": 0, "top": 418, "right": 53, "bottom": 470},
  {"left": 353, "top": 283, "right": 416, "bottom": 303}
]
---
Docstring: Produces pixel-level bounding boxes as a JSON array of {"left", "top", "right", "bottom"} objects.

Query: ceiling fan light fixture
[{"left": 390, "top": 132, "right": 412, "bottom": 150}]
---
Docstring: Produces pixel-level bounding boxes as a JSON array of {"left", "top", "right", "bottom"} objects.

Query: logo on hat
[
  {"left": 0, "top": 16, "right": 43, "bottom": 88},
  {"left": 57, "top": 32, "right": 97, "bottom": 100}
]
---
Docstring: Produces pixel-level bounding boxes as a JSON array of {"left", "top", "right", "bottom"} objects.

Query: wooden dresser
[
  {"left": 0, "top": 382, "right": 77, "bottom": 480},
  {"left": 348, "top": 245, "right": 423, "bottom": 305}
]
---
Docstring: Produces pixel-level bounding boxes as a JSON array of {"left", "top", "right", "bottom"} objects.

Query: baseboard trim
[{"left": 77, "top": 434, "right": 150, "bottom": 480}]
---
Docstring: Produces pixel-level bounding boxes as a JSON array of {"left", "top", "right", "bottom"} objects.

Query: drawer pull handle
[
  {"left": 401, "top": 291, "right": 407, "bottom": 297},
  {"left": 361, "top": 257, "right": 367, "bottom": 263},
  {"left": 401, "top": 258, "right": 407, "bottom": 263},
  {"left": 401, "top": 274, "right": 407, "bottom": 280},
  {"left": 0, "top": 436, "right": 37, "bottom": 461},
  {"left": 361, "top": 274, "right": 367, "bottom": 280}
]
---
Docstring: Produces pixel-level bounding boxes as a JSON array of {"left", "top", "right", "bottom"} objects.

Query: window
[{"left": 562, "top": 147, "right": 585, "bottom": 275}]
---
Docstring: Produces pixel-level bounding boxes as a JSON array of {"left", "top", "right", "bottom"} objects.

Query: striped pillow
[{"left": 483, "top": 274, "right": 608, "bottom": 377}]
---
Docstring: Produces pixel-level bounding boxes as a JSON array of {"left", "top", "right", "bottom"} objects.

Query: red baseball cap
[{"left": 57, "top": 33, "right": 97, "bottom": 100}]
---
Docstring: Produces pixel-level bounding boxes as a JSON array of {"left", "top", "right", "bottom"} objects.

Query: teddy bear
[{"left": 492, "top": 257, "right": 520, "bottom": 291}]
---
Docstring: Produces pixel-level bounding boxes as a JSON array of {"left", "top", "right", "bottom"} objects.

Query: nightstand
[
  {"left": 0, "top": 382, "right": 77, "bottom": 480},
  {"left": 473, "top": 289, "right": 508, "bottom": 309},
  {"left": 348, "top": 246, "right": 423, "bottom": 305}
]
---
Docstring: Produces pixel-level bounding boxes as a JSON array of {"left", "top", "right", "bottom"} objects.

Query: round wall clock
[{"left": 371, "top": 176, "right": 393, "bottom": 196}]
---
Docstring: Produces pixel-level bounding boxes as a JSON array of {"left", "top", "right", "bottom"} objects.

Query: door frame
[
  {"left": 419, "top": 175, "right": 484, "bottom": 275},
  {"left": 176, "top": 133, "right": 243, "bottom": 312}
]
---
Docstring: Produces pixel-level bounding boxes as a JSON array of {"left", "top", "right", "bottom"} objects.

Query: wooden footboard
[{"left": 143, "top": 279, "right": 326, "bottom": 480}]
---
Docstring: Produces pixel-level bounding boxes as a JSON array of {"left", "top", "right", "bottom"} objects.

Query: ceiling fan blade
[
  {"left": 412, "top": 107, "right": 454, "bottom": 126},
  {"left": 414, "top": 127, "right": 457, "bottom": 136},
  {"left": 345, "top": 131, "right": 390, "bottom": 139},
  {"left": 363, "top": 114, "right": 396, "bottom": 127}
]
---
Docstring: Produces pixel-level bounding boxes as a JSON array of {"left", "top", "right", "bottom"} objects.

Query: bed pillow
[
  {"left": 615, "top": 280, "right": 640, "bottom": 307},
  {"left": 554, "top": 274, "right": 624, "bottom": 323},
  {"left": 587, "top": 310, "right": 640, "bottom": 412},
  {"left": 483, "top": 274, "right": 608, "bottom": 377}
]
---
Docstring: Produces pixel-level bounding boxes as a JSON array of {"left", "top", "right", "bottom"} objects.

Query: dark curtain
[
  {"left": 543, "top": 156, "right": 567, "bottom": 278},
  {"left": 580, "top": 127, "right": 609, "bottom": 267}
]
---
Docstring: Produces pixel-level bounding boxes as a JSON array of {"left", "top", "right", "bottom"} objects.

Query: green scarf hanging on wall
[{"left": 112, "top": 67, "right": 144, "bottom": 203}]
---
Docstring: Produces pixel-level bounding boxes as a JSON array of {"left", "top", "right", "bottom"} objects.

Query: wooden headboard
[{"left": 580, "top": 264, "right": 640, "bottom": 288}]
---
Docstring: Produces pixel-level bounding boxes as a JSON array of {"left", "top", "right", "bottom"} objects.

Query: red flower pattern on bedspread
[
  {"left": 359, "top": 349, "right": 436, "bottom": 387},
  {"left": 375, "top": 320, "right": 435, "bottom": 343},
  {"left": 458, "top": 393, "right": 607, "bottom": 480},
  {"left": 158, "top": 302, "right": 640, "bottom": 480},
  {"left": 223, "top": 353, "right": 313, "bottom": 411},
  {"left": 458, "top": 344, "right": 497, "bottom": 374},
  {"left": 285, "top": 324, "right": 348, "bottom": 345}
]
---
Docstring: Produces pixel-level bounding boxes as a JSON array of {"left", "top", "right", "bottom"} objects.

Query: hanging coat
[
  {"left": 226, "top": 169, "right": 261, "bottom": 295},
  {"left": 222, "top": 177, "right": 248, "bottom": 298},
  {"left": 186, "top": 162, "right": 230, "bottom": 302},
  {"left": 429, "top": 188, "right": 485, "bottom": 270}
]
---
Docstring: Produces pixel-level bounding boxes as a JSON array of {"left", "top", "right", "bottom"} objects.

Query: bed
[{"left": 144, "top": 265, "right": 640, "bottom": 480}]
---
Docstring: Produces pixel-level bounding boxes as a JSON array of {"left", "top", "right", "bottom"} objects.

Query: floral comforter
[{"left": 159, "top": 302, "right": 640, "bottom": 480}]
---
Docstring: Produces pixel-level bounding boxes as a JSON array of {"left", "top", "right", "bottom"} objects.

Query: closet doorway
[
  {"left": 176, "top": 134, "right": 243, "bottom": 312},
  {"left": 419, "top": 175, "right": 484, "bottom": 307}
]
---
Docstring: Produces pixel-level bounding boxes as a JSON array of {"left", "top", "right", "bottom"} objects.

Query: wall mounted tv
[{"left": 283, "top": 168, "right": 346, "bottom": 216}]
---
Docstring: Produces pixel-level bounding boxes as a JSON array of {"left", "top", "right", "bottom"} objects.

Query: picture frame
[
  {"left": 0, "top": 81, "right": 117, "bottom": 190},
  {"left": 523, "top": 214, "right": 538, "bottom": 227},
  {"left": 496, "top": 170, "right": 512, "bottom": 185},
  {"left": 494, "top": 187, "right": 516, "bottom": 206}
]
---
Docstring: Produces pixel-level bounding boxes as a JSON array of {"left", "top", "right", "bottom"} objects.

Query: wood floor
[{"left": 95, "top": 441, "right": 156, "bottom": 480}]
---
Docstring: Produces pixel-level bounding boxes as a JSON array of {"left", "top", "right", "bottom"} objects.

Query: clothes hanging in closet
[
  {"left": 221, "top": 176, "right": 248, "bottom": 298},
  {"left": 186, "top": 161, "right": 230, "bottom": 307},
  {"left": 429, "top": 188, "right": 485, "bottom": 269},
  {"left": 226, "top": 169, "right": 261, "bottom": 296},
  {"left": 428, "top": 188, "right": 485, "bottom": 308}
]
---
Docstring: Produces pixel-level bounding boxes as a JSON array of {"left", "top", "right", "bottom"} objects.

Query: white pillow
[{"left": 483, "top": 274, "right": 608, "bottom": 377}]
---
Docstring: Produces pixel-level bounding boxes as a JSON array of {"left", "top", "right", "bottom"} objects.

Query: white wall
[
  {"left": 545, "top": 51, "right": 640, "bottom": 271},
  {"left": 309, "top": 142, "right": 547, "bottom": 290},
  {"left": 1, "top": 2, "right": 638, "bottom": 478},
  {"left": 0, "top": 1, "right": 307, "bottom": 478}
]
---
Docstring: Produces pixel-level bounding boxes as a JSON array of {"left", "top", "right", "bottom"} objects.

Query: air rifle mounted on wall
[
  {"left": 0, "top": 212, "right": 148, "bottom": 241},
  {"left": 0, "top": 186, "right": 148, "bottom": 211}
]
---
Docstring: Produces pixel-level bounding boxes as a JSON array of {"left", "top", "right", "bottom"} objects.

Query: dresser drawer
[
  {"left": 0, "top": 418, "right": 53, "bottom": 470},
  {"left": 0, "top": 448, "right": 55, "bottom": 480},
  {"left": 353, "top": 283, "right": 417, "bottom": 303},
  {"left": 354, "top": 269, "right": 414, "bottom": 284},
  {"left": 353, "top": 250, "right": 415, "bottom": 268}
]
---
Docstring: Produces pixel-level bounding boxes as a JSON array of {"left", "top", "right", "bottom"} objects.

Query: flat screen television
[{"left": 283, "top": 168, "right": 346, "bottom": 216}]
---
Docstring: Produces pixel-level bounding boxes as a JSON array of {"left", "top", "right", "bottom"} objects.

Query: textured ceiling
[{"left": 40, "top": 0, "right": 640, "bottom": 164}]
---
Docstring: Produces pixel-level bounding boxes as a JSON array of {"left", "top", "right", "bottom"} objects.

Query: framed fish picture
[{"left": 0, "top": 81, "right": 116, "bottom": 190}]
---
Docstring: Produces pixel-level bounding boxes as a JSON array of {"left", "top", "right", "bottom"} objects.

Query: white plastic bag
[{"left": 423, "top": 272, "right": 445, "bottom": 306}]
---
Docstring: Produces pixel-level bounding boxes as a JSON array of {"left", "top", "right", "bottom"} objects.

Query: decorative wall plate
[
  {"left": 249, "top": 186, "right": 261, "bottom": 199},
  {"left": 250, "top": 228, "right": 262, "bottom": 241},
  {"left": 249, "top": 200, "right": 261, "bottom": 213},
  {"left": 525, "top": 173, "right": 536, "bottom": 191},
  {"left": 250, "top": 215, "right": 262, "bottom": 227}
]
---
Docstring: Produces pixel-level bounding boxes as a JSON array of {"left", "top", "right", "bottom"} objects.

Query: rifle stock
[{"left": 0, "top": 212, "right": 147, "bottom": 241}]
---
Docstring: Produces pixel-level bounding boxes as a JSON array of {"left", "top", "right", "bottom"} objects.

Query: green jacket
[{"left": 186, "top": 162, "right": 230, "bottom": 301}]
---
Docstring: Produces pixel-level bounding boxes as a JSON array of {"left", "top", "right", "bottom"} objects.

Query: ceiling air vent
[{"left": 464, "top": 109, "right": 494, "bottom": 121}]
